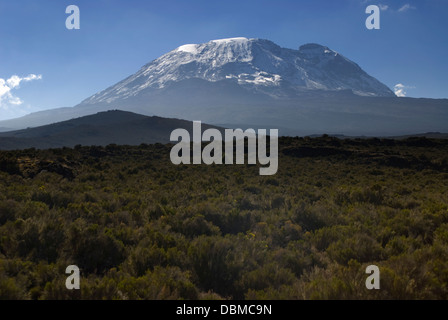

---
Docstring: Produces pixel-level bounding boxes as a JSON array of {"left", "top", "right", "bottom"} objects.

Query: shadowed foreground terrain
[{"left": 0, "top": 136, "right": 448, "bottom": 300}]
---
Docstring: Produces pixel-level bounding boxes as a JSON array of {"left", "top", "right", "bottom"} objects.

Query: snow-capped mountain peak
[{"left": 83, "top": 38, "right": 394, "bottom": 105}]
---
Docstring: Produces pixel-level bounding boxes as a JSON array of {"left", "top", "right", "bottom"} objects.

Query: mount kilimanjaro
[
  {"left": 0, "top": 37, "right": 447, "bottom": 136},
  {"left": 83, "top": 37, "right": 394, "bottom": 103}
]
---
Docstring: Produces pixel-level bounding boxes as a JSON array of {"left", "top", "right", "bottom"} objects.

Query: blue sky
[{"left": 0, "top": 0, "right": 447, "bottom": 120}]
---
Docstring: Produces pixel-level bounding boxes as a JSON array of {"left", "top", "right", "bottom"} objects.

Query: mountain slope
[
  {"left": 82, "top": 37, "right": 394, "bottom": 106},
  {"left": 0, "top": 110, "right": 223, "bottom": 150}
]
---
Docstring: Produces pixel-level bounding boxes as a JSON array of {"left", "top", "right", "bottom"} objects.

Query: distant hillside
[
  {"left": 305, "top": 132, "right": 448, "bottom": 140},
  {"left": 388, "top": 132, "right": 448, "bottom": 139},
  {"left": 0, "top": 110, "right": 223, "bottom": 150}
]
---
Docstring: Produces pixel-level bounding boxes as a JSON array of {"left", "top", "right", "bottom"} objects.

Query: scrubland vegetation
[{"left": 0, "top": 136, "right": 447, "bottom": 299}]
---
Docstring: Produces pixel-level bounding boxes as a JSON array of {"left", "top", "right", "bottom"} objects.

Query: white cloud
[
  {"left": 8, "top": 96, "right": 23, "bottom": 105},
  {"left": 394, "top": 83, "right": 415, "bottom": 97},
  {"left": 398, "top": 4, "right": 416, "bottom": 12},
  {"left": 394, "top": 84, "right": 406, "bottom": 97},
  {"left": 0, "top": 74, "right": 42, "bottom": 109},
  {"left": 361, "top": 1, "right": 414, "bottom": 13},
  {"left": 6, "top": 76, "right": 22, "bottom": 89}
]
